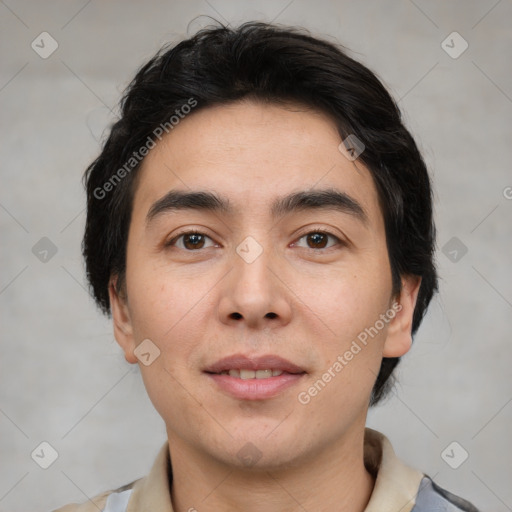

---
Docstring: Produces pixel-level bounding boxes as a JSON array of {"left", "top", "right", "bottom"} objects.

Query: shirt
[{"left": 53, "top": 428, "right": 480, "bottom": 512}]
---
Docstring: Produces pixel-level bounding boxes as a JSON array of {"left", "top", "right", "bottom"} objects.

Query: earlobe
[
  {"left": 109, "top": 276, "right": 138, "bottom": 364},
  {"left": 382, "top": 275, "right": 422, "bottom": 358}
]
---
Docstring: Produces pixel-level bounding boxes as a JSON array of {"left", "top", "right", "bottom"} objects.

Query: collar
[
  {"left": 362, "top": 428, "right": 424, "bottom": 512},
  {"left": 127, "top": 428, "right": 424, "bottom": 512}
]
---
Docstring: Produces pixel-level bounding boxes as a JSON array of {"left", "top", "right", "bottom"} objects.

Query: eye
[
  {"left": 166, "top": 230, "right": 217, "bottom": 250},
  {"left": 166, "top": 229, "right": 343, "bottom": 251},
  {"left": 293, "top": 230, "right": 342, "bottom": 250}
]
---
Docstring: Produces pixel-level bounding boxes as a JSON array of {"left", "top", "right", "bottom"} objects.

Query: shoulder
[
  {"left": 412, "top": 475, "right": 481, "bottom": 512},
  {"left": 51, "top": 491, "right": 110, "bottom": 512},
  {"left": 52, "top": 441, "right": 171, "bottom": 512},
  {"left": 363, "top": 429, "right": 481, "bottom": 512},
  {"left": 51, "top": 480, "right": 138, "bottom": 512}
]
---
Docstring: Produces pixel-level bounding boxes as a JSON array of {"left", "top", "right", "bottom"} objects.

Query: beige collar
[{"left": 363, "top": 428, "right": 424, "bottom": 512}]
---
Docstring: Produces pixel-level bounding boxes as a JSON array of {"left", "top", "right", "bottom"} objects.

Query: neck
[{"left": 168, "top": 427, "right": 375, "bottom": 512}]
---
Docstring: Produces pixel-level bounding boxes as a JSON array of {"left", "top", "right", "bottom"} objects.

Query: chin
[{"left": 215, "top": 428, "right": 312, "bottom": 470}]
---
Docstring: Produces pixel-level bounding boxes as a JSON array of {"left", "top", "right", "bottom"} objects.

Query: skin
[{"left": 109, "top": 99, "right": 421, "bottom": 512}]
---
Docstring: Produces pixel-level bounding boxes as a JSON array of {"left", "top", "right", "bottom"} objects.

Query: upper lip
[{"left": 204, "top": 354, "right": 306, "bottom": 374}]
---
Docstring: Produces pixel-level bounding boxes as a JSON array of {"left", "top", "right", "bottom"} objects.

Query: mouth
[
  {"left": 215, "top": 368, "right": 288, "bottom": 379},
  {"left": 203, "top": 354, "right": 306, "bottom": 400}
]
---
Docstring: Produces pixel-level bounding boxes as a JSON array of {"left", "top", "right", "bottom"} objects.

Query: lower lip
[{"left": 206, "top": 373, "right": 305, "bottom": 400}]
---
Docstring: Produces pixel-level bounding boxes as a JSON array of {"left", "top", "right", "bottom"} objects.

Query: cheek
[
  {"left": 126, "top": 257, "right": 186, "bottom": 335},
  {"left": 125, "top": 259, "right": 216, "bottom": 368},
  {"left": 299, "top": 292, "right": 389, "bottom": 415},
  {"left": 126, "top": 268, "right": 211, "bottom": 428},
  {"left": 302, "top": 265, "right": 391, "bottom": 344},
  {"left": 295, "top": 260, "right": 393, "bottom": 405}
]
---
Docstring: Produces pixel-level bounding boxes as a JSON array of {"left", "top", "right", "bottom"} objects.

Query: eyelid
[
  {"left": 292, "top": 227, "right": 345, "bottom": 249},
  {"left": 165, "top": 229, "right": 218, "bottom": 249},
  {"left": 165, "top": 226, "right": 346, "bottom": 251}
]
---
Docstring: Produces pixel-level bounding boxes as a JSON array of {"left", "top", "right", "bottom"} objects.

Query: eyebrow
[{"left": 146, "top": 188, "right": 368, "bottom": 226}]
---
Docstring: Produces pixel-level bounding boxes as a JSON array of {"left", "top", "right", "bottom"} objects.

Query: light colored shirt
[{"left": 53, "top": 428, "right": 479, "bottom": 512}]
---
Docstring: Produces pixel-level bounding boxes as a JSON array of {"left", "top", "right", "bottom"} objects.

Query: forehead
[{"left": 132, "top": 100, "right": 382, "bottom": 227}]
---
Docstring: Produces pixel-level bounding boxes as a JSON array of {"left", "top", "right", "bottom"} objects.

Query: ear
[
  {"left": 109, "top": 276, "right": 138, "bottom": 364},
  {"left": 382, "top": 275, "right": 422, "bottom": 358}
]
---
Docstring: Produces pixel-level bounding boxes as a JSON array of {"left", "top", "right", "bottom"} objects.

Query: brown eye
[
  {"left": 183, "top": 233, "right": 206, "bottom": 250},
  {"left": 306, "top": 232, "right": 329, "bottom": 249},
  {"left": 294, "top": 230, "right": 341, "bottom": 250},
  {"left": 167, "top": 231, "right": 215, "bottom": 251}
]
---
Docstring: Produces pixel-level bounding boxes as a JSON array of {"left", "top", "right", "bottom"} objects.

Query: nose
[{"left": 217, "top": 241, "right": 292, "bottom": 330}]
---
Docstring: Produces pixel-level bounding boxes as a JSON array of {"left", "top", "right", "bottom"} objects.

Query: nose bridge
[
  {"left": 217, "top": 232, "right": 291, "bottom": 328},
  {"left": 233, "top": 233, "right": 274, "bottom": 303}
]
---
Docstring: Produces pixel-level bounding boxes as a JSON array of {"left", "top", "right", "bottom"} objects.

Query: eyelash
[{"left": 166, "top": 228, "right": 344, "bottom": 251}]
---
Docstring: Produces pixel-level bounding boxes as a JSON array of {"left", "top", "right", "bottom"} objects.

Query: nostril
[
  {"left": 266, "top": 312, "right": 277, "bottom": 319},
  {"left": 230, "top": 312, "right": 243, "bottom": 320}
]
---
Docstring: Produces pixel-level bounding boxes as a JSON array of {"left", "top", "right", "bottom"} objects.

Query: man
[{"left": 56, "top": 21, "right": 480, "bottom": 512}]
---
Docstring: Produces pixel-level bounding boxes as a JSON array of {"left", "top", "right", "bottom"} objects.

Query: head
[{"left": 83, "top": 21, "right": 437, "bottom": 468}]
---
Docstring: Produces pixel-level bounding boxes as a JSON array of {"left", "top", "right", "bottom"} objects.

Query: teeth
[
  {"left": 221, "top": 369, "right": 284, "bottom": 379},
  {"left": 256, "top": 369, "right": 272, "bottom": 379}
]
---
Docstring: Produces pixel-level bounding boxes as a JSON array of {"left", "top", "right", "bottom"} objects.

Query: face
[{"left": 110, "top": 100, "right": 420, "bottom": 470}]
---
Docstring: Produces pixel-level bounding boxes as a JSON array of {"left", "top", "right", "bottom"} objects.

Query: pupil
[
  {"left": 185, "top": 233, "right": 204, "bottom": 249},
  {"left": 309, "top": 233, "right": 326, "bottom": 248}
]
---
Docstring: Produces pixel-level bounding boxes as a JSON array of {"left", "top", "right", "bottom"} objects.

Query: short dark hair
[{"left": 82, "top": 20, "right": 438, "bottom": 405}]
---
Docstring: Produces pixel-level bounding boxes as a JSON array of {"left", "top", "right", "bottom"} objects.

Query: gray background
[{"left": 1, "top": 1, "right": 511, "bottom": 510}]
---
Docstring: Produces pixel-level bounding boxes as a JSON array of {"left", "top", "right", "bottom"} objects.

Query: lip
[
  {"left": 204, "top": 354, "right": 305, "bottom": 374},
  {"left": 204, "top": 354, "right": 306, "bottom": 401}
]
